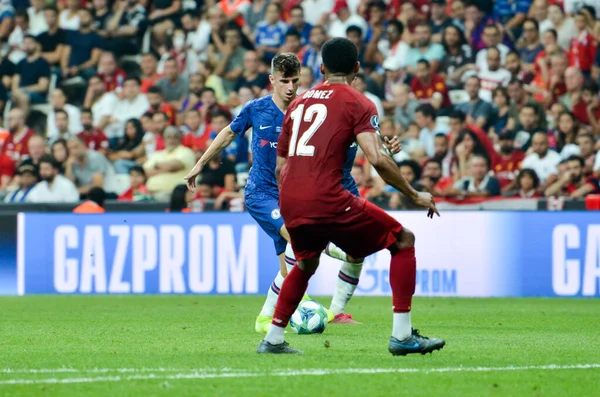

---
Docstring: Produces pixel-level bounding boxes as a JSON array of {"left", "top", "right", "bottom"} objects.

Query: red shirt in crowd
[
  {"left": 118, "top": 185, "right": 152, "bottom": 201},
  {"left": 494, "top": 150, "right": 525, "bottom": 189},
  {"left": 149, "top": 103, "right": 176, "bottom": 125},
  {"left": 182, "top": 127, "right": 211, "bottom": 154},
  {"left": 410, "top": 74, "right": 451, "bottom": 108},
  {"left": 0, "top": 128, "right": 35, "bottom": 162},
  {"left": 141, "top": 74, "right": 163, "bottom": 93},
  {"left": 564, "top": 176, "right": 600, "bottom": 195},
  {"left": 78, "top": 130, "right": 109, "bottom": 152},
  {"left": 572, "top": 100, "right": 600, "bottom": 126},
  {"left": 100, "top": 69, "right": 127, "bottom": 92},
  {"left": 568, "top": 31, "right": 597, "bottom": 72}
]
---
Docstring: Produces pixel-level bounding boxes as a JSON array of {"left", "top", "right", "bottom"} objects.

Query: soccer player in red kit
[{"left": 257, "top": 38, "right": 446, "bottom": 355}]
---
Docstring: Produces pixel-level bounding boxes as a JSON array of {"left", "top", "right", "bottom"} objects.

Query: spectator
[
  {"left": 213, "top": 27, "right": 247, "bottom": 94},
  {"left": 51, "top": 139, "right": 69, "bottom": 174},
  {"left": 155, "top": 57, "right": 189, "bottom": 107},
  {"left": 346, "top": 25, "right": 370, "bottom": 70},
  {"left": 109, "top": 118, "right": 145, "bottom": 174},
  {"left": 429, "top": 0, "right": 454, "bottom": 43},
  {"left": 514, "top": 104, "right": 546, "bottom": 151},
  {"left": 59, "top": 0, "right": 80, "bottom": 31},
  {"left": 352, "top": 73, "right": 383, "bottom": 118},
  {"left": 200, "top": 87, "right": 231, "bottom": 125},
  {"left": 181, "top": 109, "right": 209, "bottom": 156},
  {"left": 37, "top": 5, "right": 66, "bottom": 68},
  {"left": 3, "top": 163, "right": 38, "bottom": 203},
  {"left": 148, "top": 0, "right": 182, "bottom": 53},
  {"left": 168, "top": 184, "right": 193, "bottom": 212},
  {"left": 441, "top": 24, "right": 476, "bottom": 89},
  {"left": 147, "top": 86, "right": 176, "bottom": 125},
  {"left": 47, "top": 88, "right": 82, "bottom": 143},
  {"left": 28, "top": 0, "right": 47, "bottom": 35},
  {"left": 494, "top": 130, "right": 526, "bottom": 192},
  {"left": 197, "top": 60, "right": 228, "bottom": 104},
  {"left": 6, "top": 10, "right": 29, "bottom": 65},
  {"left": 60, "top": 7, "right": 103, "bottom": 80},
  {"left": 0, "top": 0, "right": 13, "bottom": 43},
  {"left": 73, "top": 187, "right": 106, "bottom": 213},
  {"left": 548, "top": 4, "right": 577, "bottom": 51},
  {"left": 27, "top": 155, "right": 79, "bottom": 203},
  {"left": 392, "top": 84, "right": 419, "bottom": 133},
  {"left": 200, "top": 137, "right": 237, "bottom": 194},
  {"left": 541, "top": 53, "right": 569, "bottom": 106},
  {"left": 118, "top": 165, "right": 153, "bottom": 202},
  {"left": 97, "top": 51, "right": 126, "bottom": 93},
  {"left": 477, "top": 47, "right": 512, "bottom": 102},
  {"left": 450, "top": 0, "right": 467, "bottom": 30},
  {"left": 545, "top": 155, "right": 600, "bottom": 197},
  {"left": 452, "top": 127, "right": 493, "bottom": 179},
  {"left": 297, "top": 65, "right": 313, "bottom": 95},
  {"left": 410, "top": 59, "right": 451, "bottom": 111},
  {"left": 577, "top": 133, "right": 596, "bottom": 175},
  {"left": 511, "top": 168, "right": 542, "bottom": 198},
  {"left": 20, "top": 135, "right": 46, "bottom": 169},
  {"left": 66, "top": 135, "right": 113, "bottom": 197},
  {"left": 433, "top": 133, "right": 453, "bottom": 177},
  {"left": 282, "top": 29, "right": 306, "bottom": 61},
  {"left": 78, "top": 108, "right": 109, "bottom": 155},
  {"left": 465, "top": 2, "right": 494, "bottom": 52},
  {"left": 521, "top": 131, "right": 562, "bottom": 190},
  {"left": 329, "top": 0, "right": 366, "bottom": 39},
  {"left": 91, "top": 0, "right": 112, "bottom": 38},
  {"left": 83, "top": 75, "right": 116, "bottom": 127},
  {"left": 555, "top": 111, "right": 581, "bottom": 158},
  {"left": 420, "top": 158, "right": 454, "bottom": 196},
  {"left": 235, "top": 50, "right": 269, "bottom": 96},
  {"left": 143, "top": 127, "right": 196, "bottom": 200},
  {"left": 363, "top": 1, "right": 387, "bottom": 44},
  {"left": 406, "top": 23, "right": 445, "bottom": 73},
  {"left": 179, "top": 73, "right": 206, "bottom": 115},
  {"left": 476, "top": 24, "right": 510, "bottom": 72},
  {"left": 254, "top": 3, "right": 287, "bottom": 61},
  {"left": 288, "top": 5, "right": 312, "bottom": 45},
  {"left": 389, "top": 159, "right": 425, "bottom": 209},
  {"left": 415, "top": 104, "right": 449, "bottom": 158},
  {"left": 568, "top": 11, "right": 597, "bottom": 76},
  {"left": 303, "top": 25, "right": 326, "bottom": 83},
  {"left": 505, "top": 50, "right": 535, "bottom": 84},
  {"left": 457, "top": 76, "right": 495, "bottom": 130},
  {"left": 490, "top": 86, "right": 511, "bottom": 138},
  {"left": 143, "top": 112, "right": 169, "bottom": 158},
  {"left": 367, "top": 20, "right": 410, "bottom": 73},
  {"left": 508, "top": 79, "right": 548, "bottom": 132},
  {"left": 105, "top": 0, "right": 147, "bottom": 57},
  {"left": 11, "top": 35, "right": 50, "bottom": 111},
  {"left": 50, "top": 109, "right": 73, "bottom": 144},
  {"left": 559, "top": 66, "right": 584, "bottom": 111},
  {"left": 532, "top": 0, "right": 553, "bottom": 33},
  {"left": 572, "top": 81, "right": 600, "bottom": 131},
  {"left": 447, "top": 154, "right": 501, "bottom": 197},
  {"left": 140, "top": 53, "right": 162, "bottom": 93},
  {"left": 2, "top": 109, "right": 36, "bottom": 164},
  {"left": 517, "top": 19, "right": 544, "bottom": 70}
]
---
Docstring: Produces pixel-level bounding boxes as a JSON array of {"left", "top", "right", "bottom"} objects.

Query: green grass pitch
[{"left": 1, "top": 296, "right": 600, "bottom": 396}]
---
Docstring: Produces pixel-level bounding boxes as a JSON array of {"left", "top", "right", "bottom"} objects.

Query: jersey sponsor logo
[
  {"left": 271, "top": 209, "right": 281, "bottom": 219},
  {"left": 370, "top": 115, "right": 380, "bottom": 130},
  {"left": 260, "top": 139, "right": 277, "bottom": 149},
  {"left": 259, "top": 125, "right": 271, "bottom": 130}
]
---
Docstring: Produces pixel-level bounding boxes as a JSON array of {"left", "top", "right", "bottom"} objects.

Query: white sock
[
  {"left": 324, "top": 242, "right": 348, "bottom": 262},
  {"left": 284, "top": 243, "right": 296, "bottom": 273},
  {"left": 392, "top": 312, "right": 412, "bottom": 341},
  {"left": 259, "top": 271, "right": 284, "bottom": 317},
  {"left": 265, "top": 324, "right": 285, "bottom": 345},
  {"left": 330, "top": 261, "right": 363, "bottom": 315}
]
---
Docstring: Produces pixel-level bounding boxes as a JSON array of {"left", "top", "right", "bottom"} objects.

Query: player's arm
[
  {"left": 183, "top": 125, "right": 237, "bottom": 191},
  {"left": 357, "top": 132, "right": 439, "bottom": 217}
]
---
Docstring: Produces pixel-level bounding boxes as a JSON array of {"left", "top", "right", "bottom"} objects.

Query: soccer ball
[{"left": 290, "top": 300, "right": 328, "bottom": 334}]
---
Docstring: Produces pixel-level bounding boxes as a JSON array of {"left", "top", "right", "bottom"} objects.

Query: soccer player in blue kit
[{"left": 184, "top": 53, "right": 401, "bottom": 332}]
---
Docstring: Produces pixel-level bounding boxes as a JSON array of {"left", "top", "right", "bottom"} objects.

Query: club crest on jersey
[
  {"left": 370, "top": 115, "right": 380, "bottom": 130},
  {"left": 271, "top": 209, "right": 281, "bottom": 219}
]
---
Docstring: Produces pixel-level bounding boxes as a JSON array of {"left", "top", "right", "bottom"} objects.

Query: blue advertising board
[{"left": 7, "top": 211, "right": 600, "bottom": 297}]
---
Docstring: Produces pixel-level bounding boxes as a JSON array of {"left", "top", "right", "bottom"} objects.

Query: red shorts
[{"left": 287, "top": 199, "right": 403, "bottom": 260}]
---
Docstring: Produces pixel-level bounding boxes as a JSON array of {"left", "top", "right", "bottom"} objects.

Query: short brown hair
[{"left": 271, "top": 53, "right": 301, "bottom": 77}]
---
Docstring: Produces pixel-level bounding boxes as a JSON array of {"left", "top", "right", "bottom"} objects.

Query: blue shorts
[{"left": 246, "top": 194, "right": 287, "bottom": 255}]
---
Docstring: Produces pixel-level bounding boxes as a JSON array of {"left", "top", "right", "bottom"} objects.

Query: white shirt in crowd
[
  {"left": 475, "top": 44, "right": 510, "bottom": 71},
  {"left": 91, "top": 92, "right": 118, "bottom": 127},
  {"left": 302, "top": 0, "right": 334, "bottom": 26},
  {"left": 364, "top": 91, "right": 384, "bottom": 119},
  {"left": 477, "top": 68, "right": 512, "bottom": 102},
  {"left": 378, "top": 40, "right": 411, "bottom": 70},
  {"left": 47, "top": 104, "right": 83, "bottom": 141},
  {"left": 594, "top": 153, "right": 600, "bottom": 173},
  {"left": 521, "top": 150, "right": 562, "bottom": 184},
  {"left": 564, "top": 0, "right": 600, "bottom": 18},
  {"left": 27, "top": 7, "right": 48, "bottom": 35},
  {"left": 7, "top": 25, "right": 26, "bottom": 64},
  {"left": 26, "top": 175, "right": 80, "bottom": 203},
  {"left": 96, "top": 93, "right": 150, "bottom": 139},
  {"left": 560, "top": 143, "right": 581, "bottom": 159},
  {"left": 59, "top": 10, "right": 80, "bottom": 31},
  {"left": 328, "top": 14, "right": 367, "bottom": 38}
]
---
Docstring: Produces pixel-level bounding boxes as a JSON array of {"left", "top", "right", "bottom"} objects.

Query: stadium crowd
[{"left": 0, "top": 0, "right": 600, "bottom": 211}]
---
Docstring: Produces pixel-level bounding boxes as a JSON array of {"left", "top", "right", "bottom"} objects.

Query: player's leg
[{"left": 328, "top": 253, "right": 364, "bottom": 323}]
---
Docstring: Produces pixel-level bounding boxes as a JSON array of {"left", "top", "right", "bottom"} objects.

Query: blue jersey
[
  {"left": 230, "top": 94, "right": 359, "bottom": 199},
  {"left": 255, "top": 21, "right": 288, "bottom": 60}
]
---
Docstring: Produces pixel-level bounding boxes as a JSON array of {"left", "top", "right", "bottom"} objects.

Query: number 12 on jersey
[{"left": 288, "top": 103, "right": 328, "bottom": 157}]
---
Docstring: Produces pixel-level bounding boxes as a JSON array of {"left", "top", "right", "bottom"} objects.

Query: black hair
[
  {"left": 267, "top": 2, "right": 281, "bottom": 12},
  {"left": 285, "top": 29, "right": 302, "bottom": 40},
  {"left": 39, "top": 154, "right": 59, "bottom": 169},
  {"left": 116, "top": 118, "right": 145, "bottom": 151},
  {"left": 508, "top": 77, "right": 524, "bottom": 87},
  {"left": 55, "top": 109, "right": 69, "bottom": 119},
  {"left": 521, "top": 104, "right": 538, "bottom": 116},
  {"left": 354, "top": 72, "right": 366, "bottom": 82},
  {"left": 142, "top": 52, "right": 158, "bottom": 60},
  {"left": 129, "top": 165, "right": 147, "bottom": 179},
  {"left": 449, "top": 109, "right": 466, "bottom": 122},
  {"left": 581, "top": 5, "right": 597, "bottom": 20},
  {"left": 425, "top": 158, "right": 443, "bottom": 168},
  {"left": 556, "top": 111, "right": 577, "bottom": 153},
  {"left": 152, "top": 111, "right": 169, "bottom": 121},
  {"left": 465, "top": 1, "right": 483, "bottom": 11},
  {"left": 142, "top": 111, "right": 154, "bottom": 119},
  {"left": 322, "top": 37, "right": 358, "bottom": 75},
  {"left": 417, "top": 59, "right": 430, "bottom": 68},
  {"left": 23, "top": 34, "right": 37, "bottom": 42},
  {"left": 147, "top": 86, "right": 163, "bottom": 96},
  {"left": 582, "top": 80, "right": 599, "bottom": 94},
  {"left": 370, "top": 1, "right": 387, "bottom": 11},
  {"left": 546, "top": 28, "right": 558, "bottom": 40},
  {"left": 434, "top": 133, "right": 448, "bottom": 141},
  {"left": 88, "top": 187, "right": 106, "bottom": 207},
  {"left": 124, "top": 75, "right": 141, "bottom": 85},
  {"left": 523, "top": 18, "right": 539, "bottom": 31},
  {"left": 81, "top": 108, "right": 93, "bottom": 116},
  {"left": 415, "top": 104, "right": 436, "bottom": 120},
  {"left": 271, "top": 53, "right": 301, "bottom": 77},
  {"left": 311, "top": 24, "right": 327, "bottom": 36},
  {"left": 492, "top": 86, "right": 510, "bottom": 103},
  {"left": 517, "top": 168, "right": 540, "bottom": 190},
  {"left": 290, "top": 5, "right": 304, "bottom": 13},
  {"left": 170, "top": 184, "right": 189, "bottom": 212},
  {"left": 346, "top": 25, "right": 363, "bottom": 37},
  {"left": 441, "top": 24, "right": 467, "bottom": 51},
  {"left": 566, "top": 155, "right": 585, "bottom": 167},
  {"left": 201, "top": 87, "right": 216, "bottom": 96},
  {"left": 211, "top": 108, "right": 232, "bottom": 122},
  {"left": 15, "top": 9, "right": 29, "bottom": 21},
  {"left": 43, "top": 5, "right": 58, "bottom": 13},
  {"left": 387, "top": 20, "right": 404, "bottom": 36},
  {"left": 398, "top": 160, "right": 422, "bottom": 181},
  {"left": 454, "top": 129, "right": 490, "bottom": 167}
]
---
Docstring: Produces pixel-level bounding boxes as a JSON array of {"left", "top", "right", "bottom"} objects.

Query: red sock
[
  {"left": 272, "top": 266, "right": 313, "bottom": 327},
  {"left": 390, "top": 246, "right": 416, "bottom": 313}
]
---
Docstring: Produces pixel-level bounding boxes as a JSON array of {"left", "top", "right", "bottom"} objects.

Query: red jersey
[
  {"left": 0, "top": 129, "right": 35, "bottom": 163},
  {"left": 149, "top": 103, "right": 176, "bottom": 125},
  {"left": 118, "top": 185, "right": 152, "bottom": 201},
  {"left": 568, "top": 31, "right": 597, "bottom": 72},
  {"left": 277, "top": 83, "right": 378, "bottom": 227},
  {"left": 410, "top": 74, "right": 451, "bottom": 108},
  {"left": 100, "top": 69, "right": 126, "bottom": 92},
  {"left": 494, "top": 150, "right": 525, "bottom": 188},
  {"left": 77, "top": 130, "right": 109, "bottom": 152},
  {"left": 0, "top": 154, "right": 16, "bottom": 179},
  {"left": 182, "top": 128, "right": 210, "bottom": 154},
  {"left": 564, "top": 176, "right": 600, "bottom": 196},
  {"left": 572, "top": 99, "right": 600, "bottom": 126}
]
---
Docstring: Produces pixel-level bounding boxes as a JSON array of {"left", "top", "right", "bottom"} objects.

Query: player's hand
[
  {"left": 184, "top": 162, "right": 203, "bottom": 192},
  {"left": 384, "top": 136, "right": 402, "bottom": 155},
  {"left": 413, "top": 192, "right": 440, "bottom": 219}
]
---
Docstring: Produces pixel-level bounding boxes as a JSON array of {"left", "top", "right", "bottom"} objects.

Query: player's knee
[
  {"left": 298, "top": 257, "right": 320, "bottom": 274},
  {"left": 397, "top": 228, "right": 415, "bottom": 250}
]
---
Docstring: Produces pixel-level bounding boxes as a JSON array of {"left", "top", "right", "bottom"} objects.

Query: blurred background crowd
[{"left": 0, "top": 0, "right": 600, "bottom": 211}]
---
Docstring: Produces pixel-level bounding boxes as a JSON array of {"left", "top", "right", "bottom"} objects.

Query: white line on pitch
[{"left": 0, "top": 364, "right": 599, "bottom": 385}]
